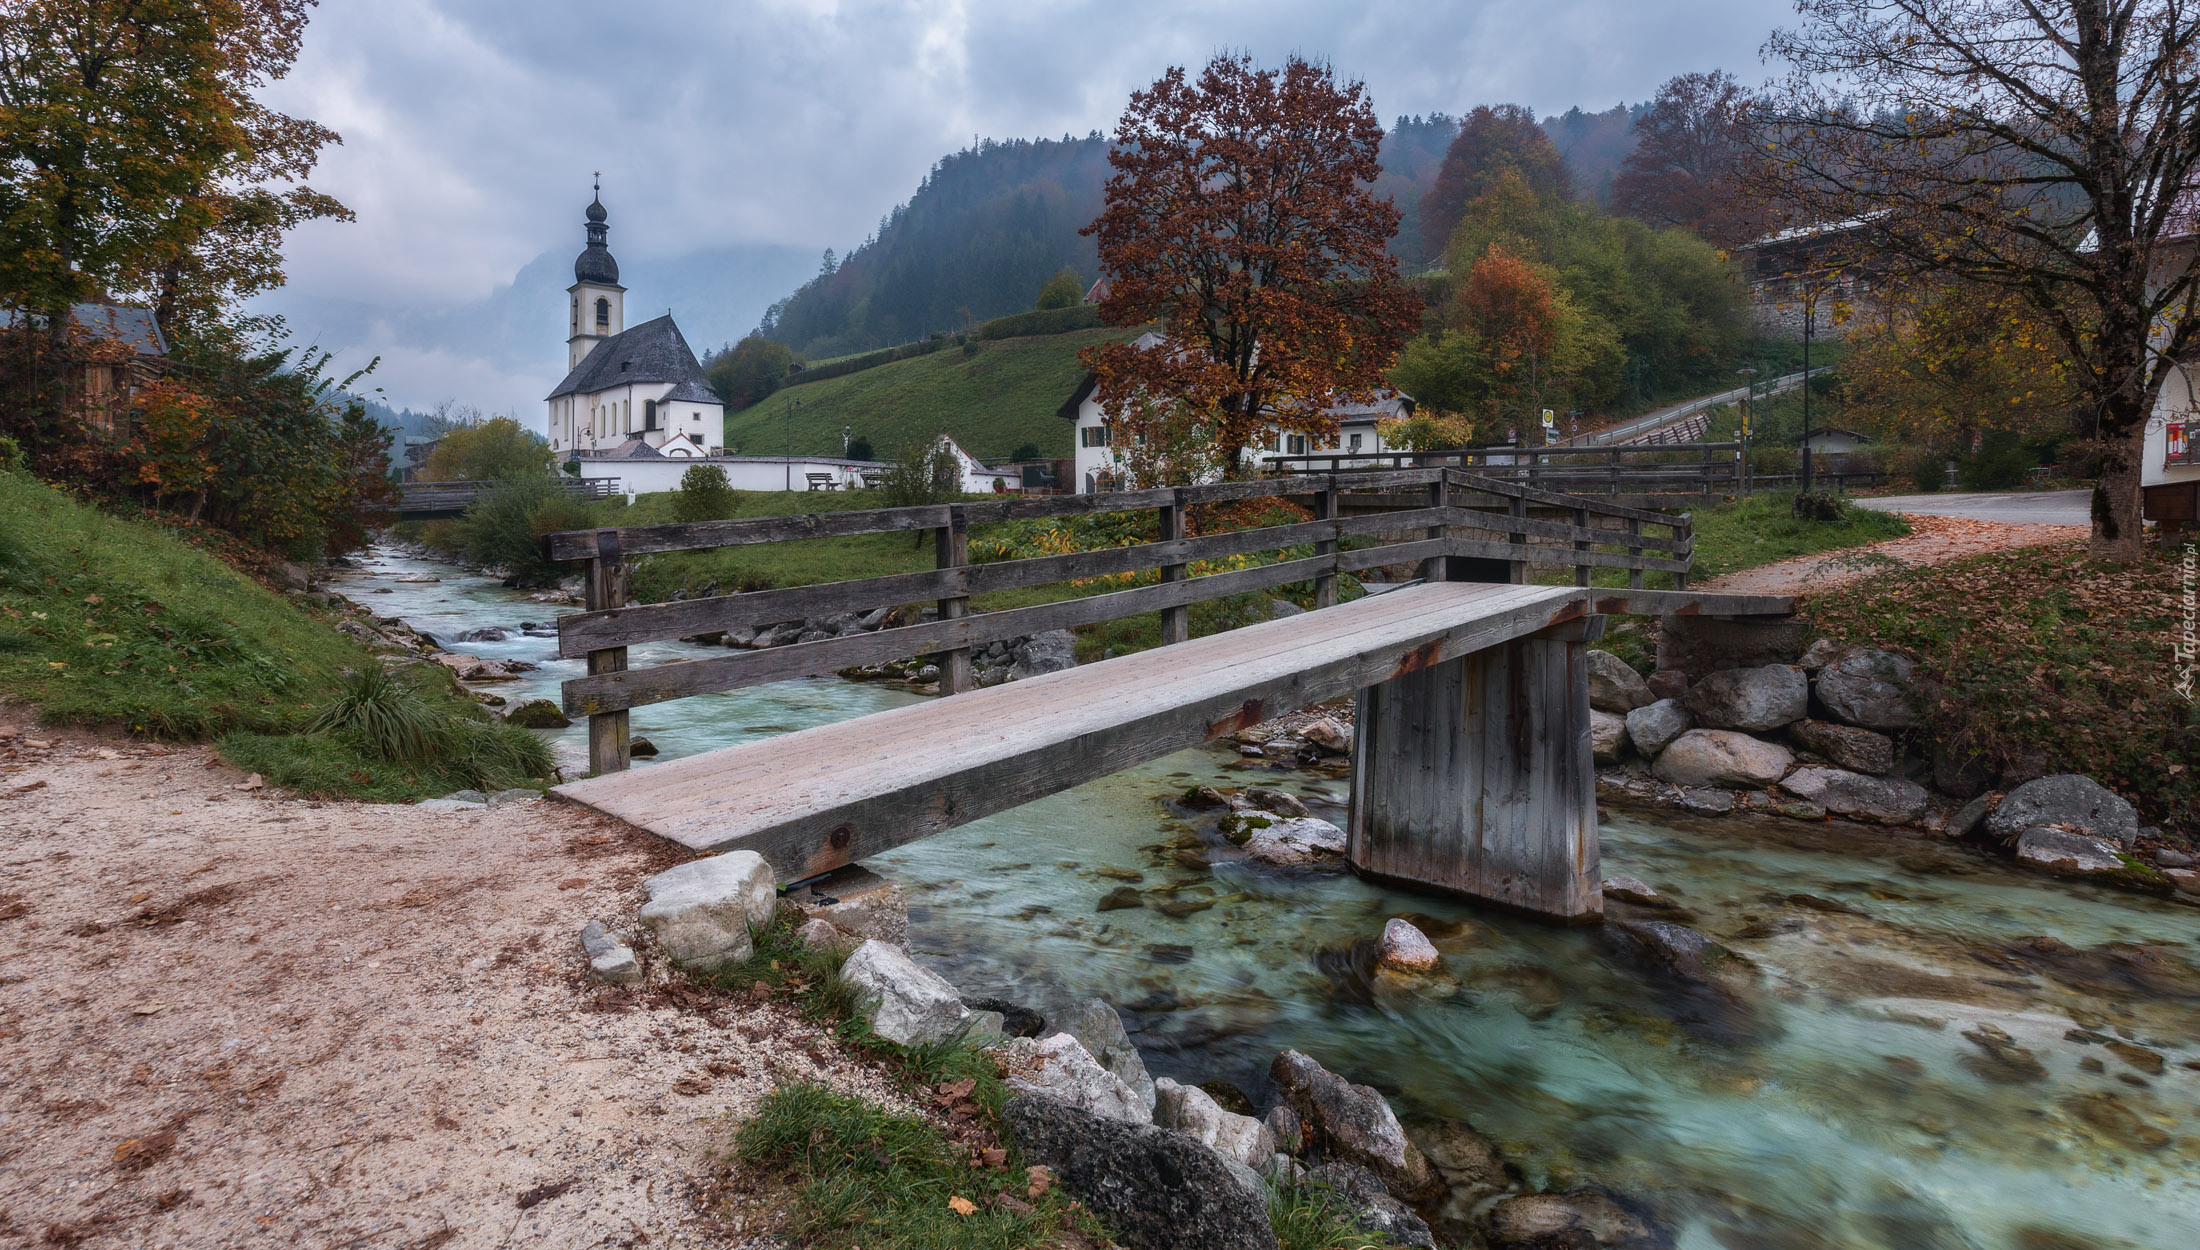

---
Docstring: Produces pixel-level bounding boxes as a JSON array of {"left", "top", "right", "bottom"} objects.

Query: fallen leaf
[
  {"left": 993, "top": 1192, "right": 1036, "bottom": 1217},
  {"left": 1026, "top": 1164, "right": 1052, "bottom": 1199},
  {"left": 979, "top": 1147, "right": 1007, "bottom": 1168},
  {"left": 515, "top": 1178, "right": 575, "bottom": 1209},
  {"left": 131, "top": 1005, "right": 165, "bottom": 1016},
  {"left": 947, "top": 1195, "right": 978, "bottom": 1217},
  {"left": 235, "top": 774, "right": 263, "bottom": 791},
  {"left": 113, "top": 1131, "right": 177, "bottom": 1170},
  {"left": 557, "top": 877, "right": 589, "bottom": 890},
  {"left": 128, "top": 892, "right": 151, "bottom": 903},
  {"left": 671, "top": 1076, "right": 711, "bottom": 1096},
  {"left": 96, "top": 749, "right": 121, "bottom": 760}
]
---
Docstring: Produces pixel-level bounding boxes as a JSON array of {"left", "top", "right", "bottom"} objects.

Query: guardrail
[
  {"left": 395, "top": 477, "right": 620, "bottom": 516},
  {"left": 1264, "top": 444, "right": 1744, "bottom": 496},
  {"left": 1561, "top": 367, "right": 1831, "bottom": 447},
  {"left": 541, "top": 467, "right": 1694, "bottom": 773}
]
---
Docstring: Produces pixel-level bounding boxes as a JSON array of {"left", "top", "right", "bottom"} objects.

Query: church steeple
[{"left": 566, "top": 175, "right": 624, "bottom": 369}]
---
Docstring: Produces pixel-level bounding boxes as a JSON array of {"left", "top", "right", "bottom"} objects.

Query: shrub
[
  {"left": 306, "top": 666, "right": 448, "bottom": 762},
  {"left": 672, "top": 463, "right": 739, "bottom": 522},
  {"left": 1894, "top": 445, "right": 1945, "bottom": 492},
  {"left": 1956, "top": 428, "right": 2039, "bottom": 490},
  {"left": 1034, "top": 268, "right": 1085, "bottom": 310},
  {"left": 457, "top": 476, "right": 595, "bottom": 585},
  {"left": 1750, "top": 445, "right": 1798, "bottom": 476},
  {"left": 975, "top": 304, "right": 1103, "bottom": 340},
  {"left": 878, "top": 438, "right": 961, "bottom": 509},
  {"left": 0, "top": 432, "right": 21, "bottom": 472}
]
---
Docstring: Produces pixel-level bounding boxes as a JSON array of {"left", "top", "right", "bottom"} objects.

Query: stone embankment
[{"left": 581, "top": 846, "right": 1666, "bottom": 1250}]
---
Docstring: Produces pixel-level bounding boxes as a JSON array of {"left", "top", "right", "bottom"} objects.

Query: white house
[
  {"left": 2143, "top": 359, "right": 2200, "bottom": 539},
  {"left": 544, "top": 187, "right": 725, "bottom": 459},
  {"left": 1800, "top": 427, "right": 1875, "bottom": 456},
  {"left": 1055, "top": 332, "right": 1414, "bottom": 493}
]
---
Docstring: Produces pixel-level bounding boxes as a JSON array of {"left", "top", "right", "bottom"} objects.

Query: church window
[
  {"left": 570, "top": 298, "right": 578, "bottom": 334},
  {"left": 1080, "top": 426, "right": 1110, "bottom": 448},
  {"left": 643, "top": 400, "right": 658, "bottom": 431},
  {"left": 595, "top": 297, "right": 609, "bottom": 328}
]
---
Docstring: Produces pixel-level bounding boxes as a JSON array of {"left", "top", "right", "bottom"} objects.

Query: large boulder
[
  {"left": 1588, "top": 651, "right": 1653, "bottom": 713},
  {"left": 1787, "top": 718, "right": 1895, "bottom": 775},
  {"left": 1061, "top": 998, "right": 1156, "bottom": 1116},
  {"left": 1269, "top": 1050, "right": 1439, "bottom": 1203},
  {"left": 1487, "top": 1191, "right": 1663, "bottom": 1250},
  {"left": 1684, "top": 664, "right": 1808, "bottom": 732},
  {"left": 1153, "top": 1078, "right": 1275, "bottom": 1169},
  {"left": 636, "top": 851, "right": 777, "bottom": 973},
  {"left": 1777, "top": 766, "right": 1930, "bottom": 825},
  {"left": 1814, "top": 649, "right": 1923, "bottom": 729},
  {"left": 999, "top": 1032, "right": 1149, "bottom": 1124},
  {"left": 1002, "top": 1094, "right": 1280, "bottom": 1250},
  {"left": 1650, "top": 730, "right": 1792, "bottom": 789},
  {"left": 839, "top": 940, "right": 972, "bottom": 1047},
  {"left": 1983, "top": 775, "right": 2140, "bottom": 847},
  {"left": 1589, "top": 710, "right": 1629, "bottom": 765},
  {"left": 502, "top": 698, "right": 572, "bottom": 729},
  {"left": 2013, "top": 827, "right": 2129, "bottom": 877},
  {"left": 1624, "top": 698, "right": 1691, "bottom": 759},
  {"left": 1009, "top": 629, "right": 1078, "bottom": 680},
  {"left": 1240, "top": 816, "right": 1348, "bottom": 868}
]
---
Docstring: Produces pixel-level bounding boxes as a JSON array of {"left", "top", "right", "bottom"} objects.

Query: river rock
[
  {"left": 1679, "top": 787, "right": 1738, "bottom": 815},
  {"left": 1300, "top": 717, "right": 1352, "bottom": 755},
  {"left": 2163, "top": 868, "right": 2200, "bottom": 895},
  {"left": 1487, "top": 1191, "right": 1661, "bottom": 1250},
  {"left": 1624, "top": 698, "right": 1691, "bottom": 758},
  {"left": 503, "top": 698, "right": 572, "bottom": 729},
  {"left": 1645, "top": 669, "right": 1688, "bottom": 700},
  {"left": 1240, "top": 786, "right": 1309, "bottom": 818},
  {"left": 1684, "top": 664, "right": 1808, "bottom": 731},
  {"left": 1062, "top": 998, "right": 1156, "bottom": 1115},
  {"left": 1983, "top": 775, "right": 2139, "bottom": 847},
  {"left": 1154, "top": 1078, "right": 1275, "bottom": 1169},
  {"left": 1265, "top": 1103, "right": 1305, "bottom": 1156},
  {"left": 1814, "top": 648, "right": 1922, "bottom": 729},
  {"left": 1009, "top": 629, "right": 1078, "bottom": 680},
  {"left": 1241, "top": 816, "right": 1348, "bottom": 868},
  {"left": 1301, "top": 1162, "right": 1436, "bottom": 1250},
  {"left": 1590, "top": 709, "right": 1629, "bottom": 764},
  {"left": 786, "top": 864, "right": 908, "bottom": 946},
  {"left": 1269, "top": 1049, "right": 1439, "bottom": 1203},
  {"left": 840, "top": 940, "right": 974, "bottom": 1047},
  {"left": 1002, "top": 1094, "right": 1280, "bottom": 1250},
  {"left": 1588, "top": 651, "right": 1653, "bottom": 713},
  {"left": 1777, "top": 766, "right": 1929, "bottom": 825},
  {"left": 1601, "top": 876, "right": 1668, "bottom": 908},
  {"left": 1650, "top": 730, "right": 1792, "bottom": 789},
  {"left": 578, "top": 920, "right": 640, "bottom": 983},
  {"left": 998, "top": 1032, "right": 1149, "bottom": 1123},
  {"left": 1378, "top": 918, "right": 1442, "bottom": 973},
  {"left": 794, "top": 916, "right": 859, "bottom": 955},
  {"left": 457, "top": 626, "right": 508, "bottom": 643},
  {"left": 1787, "top": 719, "right": 1895, "bottom": 775},
  {"left": 2154, "top": 848, "right": 2195, "bottom": 868},
  {"left": 637, "top": 850, "right": 776, "bottom": 972},
  {"left": 1607, "top": 920, "right": 1749, "bottom": 987},
  {"left": 1406, "top": 1119, "right": 1510, "bottom": 1197},
  {"left": 2014, "top": 827, "right": 2128, "bottom": 877},
  {"left": 628, "top": 736, "right": 659, "bottom": 758},
  {"left": 1796, "top": 637, "right": 1844, "bottom": 670}
]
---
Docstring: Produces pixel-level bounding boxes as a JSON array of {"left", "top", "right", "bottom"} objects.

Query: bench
[{"left": 805, "top": 472, "right": 839, "bottom": 491}]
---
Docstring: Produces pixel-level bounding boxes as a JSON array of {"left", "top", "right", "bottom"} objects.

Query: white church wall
[{"left": 575, "top": 456, "right": 877, "bottom": 495}]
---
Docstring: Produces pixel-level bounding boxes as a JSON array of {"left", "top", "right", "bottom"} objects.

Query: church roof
[
  {"left": 661, "top": 378, "right": 720, "bottom": 405},
  {"left": 600, "top": 437, "right": 665, "bottom": 460},
  {"left": 545, "top": 315, "right": 718, "bottom": 402},
  {"left": 574, "top": 193, "right": 620, "bottom": 284}
]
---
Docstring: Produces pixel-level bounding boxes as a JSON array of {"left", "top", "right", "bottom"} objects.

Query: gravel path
[
  {"left": 1698, "top": 512, "right": 2088, "bottom": 598},
  {"left": 0, "top": 725, "right": 902, "bottom": 1248}
]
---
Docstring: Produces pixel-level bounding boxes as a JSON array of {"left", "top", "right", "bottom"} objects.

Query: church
[{"left": 544, "top": 188, "right": 722, "bottom": 460}]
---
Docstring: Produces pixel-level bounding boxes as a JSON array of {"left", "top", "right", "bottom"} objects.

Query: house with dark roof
[
  {"left": 543, "top": 187, "right": 723, "bottom": 459},
  {"left": 1056, "top": 331, "right": 1414, "bottom": 493},
  {"left": 2, "top": 299, "right": 169, "bottom": 435}
]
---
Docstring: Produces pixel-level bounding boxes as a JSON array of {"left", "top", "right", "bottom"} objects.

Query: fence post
[
  {"left": 1421, "top": 474, "right": 1449, "bottom": 583},
  {"left": 1314, "top": 476, "right": 1340, "bottom": 610},
  {"left": 1673, "top": 514, "right": 1692, "bottom": 592},
  {"left": 584, "top": 531, "right": 631, "bottom": 776},
  {"left": 1573, "top": 505, "right": 1592, "bottom": 587},
  {"left": 1609, "top": 447, "right": 1621, "bottom": 496},
  {"left": 1159, "top": 488, "right": 1190, "bottom": 645},
  {"left": 1507, "top": 490, "right": 1528, "bottom": 583},
  {"left": 1626, "top": 517, "right": 1645, "bottom": 591},
  {"left": 935, "top": 504, "right": 972, "bottom": 693}
]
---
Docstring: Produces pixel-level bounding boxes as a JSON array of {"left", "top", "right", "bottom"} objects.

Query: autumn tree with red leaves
[
  {"left": 1611, "top": 71, "right": 1768, "bottom": 248},
  {"left": 1080, "top": 54, "right": 1422, "bottom": 482},
  {"left": 1417, "top": 104, "right": 1571, "bottom": 261}
]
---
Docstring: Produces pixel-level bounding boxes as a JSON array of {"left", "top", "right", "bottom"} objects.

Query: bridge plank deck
[{"left": 554, "top": 581, "right": 1592, "bottom": 882}]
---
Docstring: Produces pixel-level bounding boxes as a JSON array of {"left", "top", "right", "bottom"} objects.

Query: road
[{"left": 1855, "top": 488, "right": 2092, "bottom": 526}]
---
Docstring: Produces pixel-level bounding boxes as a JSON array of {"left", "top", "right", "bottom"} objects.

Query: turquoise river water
[{"left": 335, "top": 549, "right": 2200, "bottom": 1250}]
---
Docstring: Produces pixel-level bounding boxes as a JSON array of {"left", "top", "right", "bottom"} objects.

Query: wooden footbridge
[{"left": 545, "top": 469, "right": 1791, "bottom": 921}]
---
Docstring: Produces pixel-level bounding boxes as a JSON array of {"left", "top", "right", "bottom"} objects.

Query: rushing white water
[{"left": 338, "top": 548, "right": 2200, "bottom": 1250}]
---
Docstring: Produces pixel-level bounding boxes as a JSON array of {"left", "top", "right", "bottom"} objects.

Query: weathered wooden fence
[
  {"left": 394, "top": 477, "right": 619, "bottom": 519},
  {"left": 543, "top": 467, "right": 1693, "bottom": 775},
  {"left": 1265, "top": 444, "right": 1746, "bottom": 496}
]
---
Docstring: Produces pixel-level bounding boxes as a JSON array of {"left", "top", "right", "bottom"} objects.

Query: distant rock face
[
  {"left": 1153, "top": 1077, "right": 1275, "bottom": 1169},
  {"left": 1002, "top": 1094, "right": 1281, "bottom": 1250},
  {"left": 839, "top": 940, "right": 973, "bottom": 1047},
  {"left": 1650, "top": 730, "right": 1793, "bottom": 789},
  {"left": 1588, "top": 651, "right": 1654, "bottom": 713},
  {"left": 999, "top": 1033, "right": 1149, "bottom": 1124},
  {"left": 1684, "top": 664, "right": 1808, "bottom": 732},
  {"left": 1377, "top": 918, "right": 1442, "bottom": 973},
  {"left": 1777, "top": 766, "right": 1930, "bottom": 825},
  {"left": 1589, "top": 710, "right": 1630, "bottom": 764},
  {"left": 1814, "top": 649, "right": 1922, "bottom": 729},
  {"left": 1787, "top": 718, "right": 1895, "bottom": 775},
  {"left": 1623, "top": 698, "right": 1691, "bottom": 758},
  {"left": 636, "top": 851, "right": 776, "bottom": 973},
  {"left": 1984, "top": 774, "right": 2140, "bottom": 847},
  {"left": 2013, "top": 827, "right": 2128, "bottom": 876},
  {"left": 1269, "top": 1049, "right": 1439, "bottom": 1203}
]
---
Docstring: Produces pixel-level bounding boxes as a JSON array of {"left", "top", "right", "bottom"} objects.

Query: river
[{"left": 334, "top": 547, "right": 2200, "bottom": 1250}]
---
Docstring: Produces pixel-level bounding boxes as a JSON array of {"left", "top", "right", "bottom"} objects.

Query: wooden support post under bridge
[{"left": 1347, "top": 615, "right": 1605, "bottom": 922}]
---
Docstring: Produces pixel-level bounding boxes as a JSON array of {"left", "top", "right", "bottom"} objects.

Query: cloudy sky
[{"left": 253, "top": 0, "right": 1786, "bottom": 417}]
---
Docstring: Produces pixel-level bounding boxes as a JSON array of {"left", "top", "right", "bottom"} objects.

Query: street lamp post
[
  {"left": 843, "top": 424, "right": 851, "bottom": 457},
  {"left": 784, "top": 397, "right": 802, "bottom": 492},
  {"left": 1735, "top": 365, "right": 1758, "bottom": 496},
  {"left": 1801, "top": 294, "right": 1817, "bottom": 495}
]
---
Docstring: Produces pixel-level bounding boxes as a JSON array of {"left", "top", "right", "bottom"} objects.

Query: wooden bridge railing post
[
  {"left": 1627, "top": 518, "right": 1645, "bottom": 591},
  {"left": 1673, "top": 513, "right": 1692, "bottom": 592},
  {"left": 1506, "top": 491, "right": 1528, "bottom": 584},
  {"left": 1159, "top": 489, "right": 1190, "bottom": 646},
  {"left": 1421, "top": 475, "right": 1448, "bottom": 583},
  {"left": 935, "top": 504, "right": 972, "bottom": 694},
  {"left": 585, "top": 531, "right": 631, "bottom": 776},
  {"left": 1573, "top": 505, "right": 1592, "bottom": 587},
  {"left": 1313, "top": 477, "right": 1339, "bottom": 610}
]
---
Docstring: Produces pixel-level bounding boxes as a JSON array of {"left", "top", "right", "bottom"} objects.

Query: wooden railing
[
  {"left": 541, "top": 467, "right": 1693, "bottom": 774},
  {"left": 395, "top": 477, "right": 620, "bottom": 517},
  {"left": 1264, "top": 444, "right": 1744, "bottom": 496}
]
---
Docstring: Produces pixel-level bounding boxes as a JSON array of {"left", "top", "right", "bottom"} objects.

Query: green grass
[
  {"left": 0, "top": 469, "right": 558, "bottom": 801},
  {"left": 1680, "top": 491, "right": 1909, "bottom": 582},
  {"left": 721, "top": 327, "right": 1137, "bottom": 463}
]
